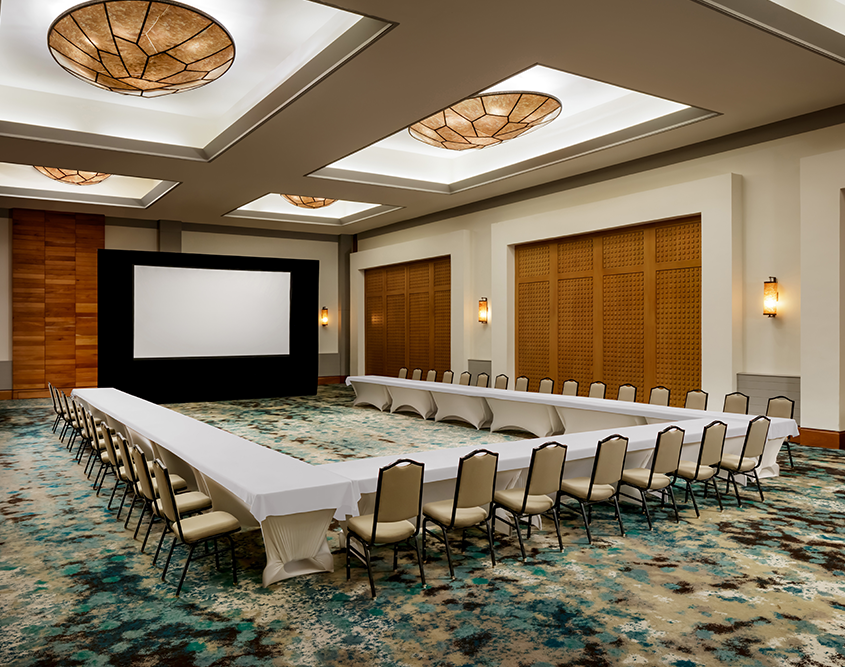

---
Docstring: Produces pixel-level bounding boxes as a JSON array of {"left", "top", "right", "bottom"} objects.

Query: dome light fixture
[
  {"left": 409, "top": 91, "right": 562, "bottom": 151},
  {"left": 34, "top": 166, "right": 111, "bottom": 185},
  {"left": 48, "top": 0, "right": 235, "bottom": 97},
  {"left": 282, "top": 195, "right": 337, "bottom": 209}
]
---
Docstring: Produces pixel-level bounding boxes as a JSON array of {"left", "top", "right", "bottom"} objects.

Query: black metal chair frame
[
  {"left": 685, "top": 389, "right": 709, "bottom": 410},
  {"left": 672, "top": 420, "right": 726, "bottom": 516},
  {"left": 724, "top": 415, "right": 770, "bottom": 506},
  {"left": 766, "top": 395, "right": 796, "bottom": 468}
]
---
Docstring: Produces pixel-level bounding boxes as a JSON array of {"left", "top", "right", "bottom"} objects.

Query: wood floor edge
[{"left": 796, "top": 427, "right": 845, "bottom": 450}]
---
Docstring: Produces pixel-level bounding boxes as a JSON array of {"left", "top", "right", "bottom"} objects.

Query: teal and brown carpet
[{"left": 1, "top": 385, "right": 844, "bottom": 666}]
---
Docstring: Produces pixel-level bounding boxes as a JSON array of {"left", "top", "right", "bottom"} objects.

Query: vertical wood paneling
[{"left": 12, "top": 211, "right": 46, "bottom": 392}]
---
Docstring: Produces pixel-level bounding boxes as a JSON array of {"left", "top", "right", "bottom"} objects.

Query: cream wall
[{"left": 105, "top": 225, "right": 158, "bottom": 252}]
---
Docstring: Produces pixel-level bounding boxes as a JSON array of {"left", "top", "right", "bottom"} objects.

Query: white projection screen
[{"left": 133, "top": 265, "right": 291, "bottom": 359}]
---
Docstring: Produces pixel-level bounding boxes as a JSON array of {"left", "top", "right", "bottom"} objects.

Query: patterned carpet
[{"left": 1, "top": 386, "right": 845, "bottom": 666}]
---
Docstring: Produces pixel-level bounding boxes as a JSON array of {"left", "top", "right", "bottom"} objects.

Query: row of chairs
[
  {"left": 47, "top": 383, "right": 241, "bottom": 596},
  {"left": 348, "top": 414, "right": 773, "bottom": 597}
]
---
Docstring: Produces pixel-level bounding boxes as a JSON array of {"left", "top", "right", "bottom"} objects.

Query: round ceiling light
[
  {"left": 34, "top": 166, "right": 112, "bottom": 185},
  {"left": 282, "top": 195, "right": 337, "bottom": 209},
  {"left": 409, "top": 91, "right": 562, "bottom": 151},
  {"left": 48, "top": 1, "right": 235, "bottom": 97}
]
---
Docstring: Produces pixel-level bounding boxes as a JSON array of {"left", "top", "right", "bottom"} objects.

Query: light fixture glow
[
  {"left": 320, "top": 306, "right": 329, "bottom": 326},
  {"left": 764, "top": 277, "right": 778, "bottom": 317},
  {"left": 478, "top": 297, "right": 488, "bottom": 324},
  {"left": 282, "top": 195, "right": 338, "bottom": 209},
  {"left": 409, "top": 91, "right": 561, "bottom": 151},
  {"left": 34, "top": 166, "right": 111, "bottom": 185},
  {"left": 48, "top": 1, "right": 235, "bottom": 97}
]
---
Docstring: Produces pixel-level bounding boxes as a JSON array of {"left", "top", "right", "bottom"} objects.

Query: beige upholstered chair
[
  {"left": 649, "top": 386, "right": 671, "bottom": 406},
  {"left": 562, "top": 379, "right": 579, "bottom": 396},
  {"left": 425, "top": 370, "right": 437, "bottom": 382},
  {"left": 685, "top": 389, "right": 709, "bottom": 411},
  {"left": 674, "top": 420, "right": 726, "bottom": 516},
  {"left": 723, "top": 392, "right": 749, "bottom": 414},
  {"left": 616, "top": 384, "right": 637, "bottom": 402},
  {"left": 458, "top": 371, "right": 472, "bottom": 386},
  {"left": 48, "top": 382, "right": 63, "bottom": 433},
  {"left": 494, "top": 374, "right": 509, "bottom": 390},
  {"left": 491, "top": 442, "right": 567, "bottom": 560},
  {"left": 620, "top": 426, "right": 684, "bottom": 529},
  {"left": 411, "top": 368, "right": 423, "bottom": 381},
  {"left": 538, "top": 377, "right": 555, "bottom": 394},
  {"left": 720, "top": 415, "right": 770, "bottom": 505},
  {"left": 588, "top": 381, "right": 607, "bottom": 399},
  {"left": 442, "top": 370, "right": 454, "bottom": 384},
  {"left": 557, "top": 435, "right": 628, "bottom": 543},
  {"left": 154, "top": 459, "right": 240, "bottom": 596},
  {"left": 60, "top": 392, "right": 81, "bottom": 446},
  {"left": 475, "top": 372, "right": 490, "bottom": 388},
  {"left": 766, "top": 396, "right": 795, "bottom": 467},
  {"left": 422, "top": 449, "right": 498, "bottom": 578},
  {"left": 514, "top": 376, "right": 529, "bottom": 392},
  {"left": 346, "top": 459, "right": 426, "bottom": 598},
  {"left": 398, "top": 367, "right": 408, "bottom": 379}
]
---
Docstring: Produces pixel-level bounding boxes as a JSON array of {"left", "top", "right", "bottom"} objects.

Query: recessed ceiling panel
[{"left": 227, "top": 193, "right": 400, "bottom": 227}]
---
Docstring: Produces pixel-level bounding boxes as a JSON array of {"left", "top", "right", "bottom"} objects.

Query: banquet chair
[
  {"left": 514, "top": 376, "right": 529, "bottom": 392},
  {"left": 494, "top": 374, "right": 509, "bottom": 390},
  {"left": 562, "top": 379, "right": 579, "bottom": 396},
  {"left": 398, "top": 367, "right": 408, "bottom": 379},
  {"left": 411, "top": 368, "right": 423, "bottom": 381},
  {"left": 475, "top": 373, "right": 489, "bottom": 388},
  {"left": 82, "top": 409, "right": 110, "bottom": 480},
  {"left": 588, "top": 381, "right": 607, "bottom": 399},
  {"left": 685, "top": 389, "right": 709, "bottom": 411},
  {"left": 346, "top": 459, "right": 426, "bottom": 598},
  {"left": 723, "top": 392, "right": 749, "bottom": 414},
  {"left": 91, "top": 423, "right": 120, "bottom": 496},
  {"left": 459, "top": 371, "right": 472, "bottom": 386},
  {"left": 154, "top": 459, "right": 240, "bottom": 596},
  {"left": 426, "top": 370, "right": 437, "bottom": 382},
  {"left": 616, "top": 384, "right": 637, "bottom": 402},
  {"left": 442, "top": 370, "right": 454, "bottom": 384},
  {"left": 491, "top": 442, "right": 567, "bottom": 560},
  {"left": 766, "top": 396, "right": 795, "bottom": 467},
  {"left": 538, "top": 377, "right": 554, "bottom": 394},
  {"left": 48, "top": 383, "right": 63, "bottom": 433},
  {"left": 59, "top": 392, "right": 81, "bottom": 446},
  {"left": 557, "top": 434, "right": 628, "bottom": 544},
  {"left": 719, "top": 416, "right": 771, "bottom": 506},
  {"left": 649, "top": 386, "right": 671, "bottom": 406},
  {"left": 620, "top": 426, "right": 684, "bottom": 529},
  {"left": 674, "top": 420, "right": 726, "bottom": 516},
  {"left": 422, "top": 449, "right": 498, "bottom": 578}
]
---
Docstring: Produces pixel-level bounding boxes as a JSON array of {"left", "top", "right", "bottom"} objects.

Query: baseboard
[
  {"left": 318, "top": 376, "right": 347, "bottom": 385},
  {"left": 0, "top": 390, "right": 12, "bottom": 400},
  {"left": 796, "top": 427, "right": 845, "bottom": 450},
  {"left": 12, "top": 389, "right": 52, "bottom": 399}
]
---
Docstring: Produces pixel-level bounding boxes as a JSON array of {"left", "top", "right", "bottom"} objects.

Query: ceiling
[{"left": 2, "top": 0, "right": 845, "bottom": 237}]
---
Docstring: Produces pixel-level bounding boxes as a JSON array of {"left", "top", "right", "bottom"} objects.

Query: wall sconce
[
  {"left": 320, "top": 306, "right": 329, "bottom": 326},
  {"left": 478, "top": 297, "right": 488, "bottom": 324},
  {"left": 763, "top": 277, "right": 778, "bottom": 317}
]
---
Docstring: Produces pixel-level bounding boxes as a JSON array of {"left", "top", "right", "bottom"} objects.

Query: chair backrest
[
  {"left": 100, "top": 426, "right": 120, "bottom": 468},
  {"left": 47, "top": 383, "right": 59, "bottom": 414},
  {"left": 591, "top": 435, "right": 628, "bottom": 486},
  {"left": 411, "top": 368, "right": 422, "bottom": 381},
  {"left": 588, "top": 381, "right": 606, "bottom": 399},
  {"left": 652, "top": 426, "right": 685, "bottom": 476},
  {"left": 113, "top": 432, "right": 137, "bottom": 484},
  {"left": 514, "top": 376, "right": 529, "bottom": 392},
  {"left": 131, "top": 444, "right": 156, "bottom": 502},
  {"left": 562, "top": 379, "right": 579, "bottom": 396},
  {"left": 153, "top": 459, "right": 186, "bottom": 542},
  {"left": 698, "top": 420, "right": 727, "bottom": 468},
  {"left": 723, "top": 392, "right": 749, "bottom": 414},
  {"left": 425, "top": 370, "right": 437, "bottom": 382},
  {"left": 617, "top": 384, "right": 637, "bottom": 402},
  {"left": 494, "top": 374, "right": 509, "bottom": 390},
  {"left": 475, "top": 372, "right": 489, "bottom": 388},
  {"left": 524, "top": 442, "right": 568, "bottom": 501},
  {"left": 740, "top": 415, "right": 771, "bottom": 460},
  {"left": 766, "top": 395, "right": 795, "bottom": 420},
  {"left": 61, "top": 391, "right": 74, "bottom": 420},
  {"left": 685, "top": 389, "right": 709, "bottom": 410},
  {"left": 398, "top": 367, "right": 408, "bottom": 379},
  {"left": 373, "top": 459, "right": 424, "bottom": 528},
  {"left": 649, "top": 386, "right": 670, "bottom": 406},
  {"left": 442, "top": 370, "right": 454, "bottom": 384},
  {"left": 459, "top": 371, "right": 471, "bottom": 386},
  {"left": 538, "top": 377, "right": 554, "bottom": 394},
  {"left": 454, "top": 449, "right": 499, "bottom": 511}
]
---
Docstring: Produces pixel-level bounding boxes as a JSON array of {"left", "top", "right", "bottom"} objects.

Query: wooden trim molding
[
  {"left": 317, "top": 376, "right": 347, "bottom": 385},
  {"left": 796, "top": 427, "right": 845, "bottom": 450}
]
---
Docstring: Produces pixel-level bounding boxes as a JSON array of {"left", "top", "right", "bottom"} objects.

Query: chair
[
  {"left": 649, "top": 386, "right": 670, "bottom": 406},
  {"left": 154, "top": 459, "right": 240, "bottom": 596},
  {"left": 514, "top": 376, "right": 529, "bottom": 392},
  {"left": 490, "top": 442, "right": 567, "bottom": 560},
  {"left": 475, "top": 372, "right": 489, "bottom": 388},
  {"left": 422, "top": 449, "right": 498, "bottom": 578},
  {"left": 588, "top": 381, "right": 606, "bottom": 399},
  {"left": 766, "top": 396, "right": 795, "bottom": 467},
  {"left": 411, "top": 368, "right": 422, "bottom": 381},
  {"left": 494, "top": 374, "right": 509, "bottom": 390},
  {"left": 458, "top": 371, "right": 472, "bottom": 386},
  {"left": 442, "top": 370, "right": 454, "bottom": 384},
  {"left": 685, "top": 389, "right": 709, "bottom": 410},
  {"left": 538, "top": 377, "right": 554, "bottom": 394},
  {"left": 616, "top": 384, "right": 637, "bottom": 402},
  {"left": 398, "top": 367, "right": 408, "bottom": 379},
  {"left": 720, "top": 416, "right": 771, "bottom": 506},
  {"left": 557, "top": 435, "right": 628, "bottom": 544},
  {"left": 674, "top": 420, "right": 727, "bottom": 516},
  {"left": 562, "top": 379, "right": 579, "bottom": 396},
  {"left": 346, "top": 459, "right": 426, "bottom": 598},
  {"left": 47, "top": 382, "right": 63, "bottom": 433},
  {"left": 620, "top": 426, "right": 684, "bottom": 529},
  {"left": 425, "top": 370, "right": 437, "bottom": 382},
  {"left": 723, "top": 392, "right": 749, "bottom": 414}
]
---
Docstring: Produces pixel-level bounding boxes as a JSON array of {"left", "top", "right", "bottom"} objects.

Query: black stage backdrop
[{"left": 98, "top": 249, "right": 318, "bottom": 403}]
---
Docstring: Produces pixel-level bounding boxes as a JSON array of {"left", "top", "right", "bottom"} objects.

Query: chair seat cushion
[
  {"left": 621, "top": 468, "right": 671, "bottom": 490},
  {"left": 721, "top": 454, "right": 757, "bottom": 472},
  {"left": 151, "top": 474, "right": 188, "bottom": 494},
  {"left": 347, "top": 515, "right": 416, "bottom": 544},
  {"left": 559, "top": 477, "right": 616, "bottom": 501},
  {"left": 157, "top": 491, "right": 212, "bottom": 516},
  {"left": 676, "top": 461, "right": 716, "bottom": 481},
  {"left": 493, "top": 488, "right": 553, "bottom": 514},
  {"left": 423, "top": 499, "right": 488, "bottom": 528},
  {"left": 178, "top": 511, "right": 240, "bottom": 543}
]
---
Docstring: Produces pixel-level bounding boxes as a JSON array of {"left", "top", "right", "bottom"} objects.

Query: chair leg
[
  {"left": 686, "top": 481, "right": 700, "bottom": 518},
  {"left": 666, "top": 485, "right": 680, "bottom": 523},
  {"left": 711, "top": 477, "right": 724, "bottom": 512},
  {"left": 551, "top": 506, "right": 563, "bottom": 552},
  {"left": 612, "top": 496, "right": 626, "bottom": 537},
  {"left": 162, "top": 536, "right": 178, "bottom": 581},
  {"left": 441, "top": 529, "right": 455, "bottom": 579},
  {"left": 727, "top": 472, "right": 742, "bottom": 507},
  {"left": 124, "top": 494, "right": 139, "bottom": 528},
  {"left": 141, "top": 514, "right": 157, "bottom": 553},
  {"left": 786, "top": 439, "right": 794, "bottom": 468},
  {"left": 107, "top": 478, "right": 122, "bottom": 510},
  {"left": 752, "top": 470, "right": 764, "bottom": 502},
  {"left": 414, "top": 536, "right": 426, "bottom": 587},
  {"left": 116, "top": 484, "right": 131, "bottom": 520},
  {"left": 485, "top": 518, "right": 496, "bottom": 567},
  {"left": 228, "top": 536, "right": 238, "bottom": 586},
  {"left": 153, "top": 524, "right": 169, "bottom": 566},
  {"left": 365, "top": 545, "right": 376, "bottom": 598},
  {"left": 345, "top": 534, "right": 352, "bottom": 581},
  {"left": 578, "top": 501, "right": 593, "bottom": 545},
  {"left": 175, "top": 544, "right": 195, "bottom": 596},
  {"left": 133, "top": 502, "right": 149, "bottom": 540},
  {"left": 639, "top": 490, "right": 653, "bottom": 530}
]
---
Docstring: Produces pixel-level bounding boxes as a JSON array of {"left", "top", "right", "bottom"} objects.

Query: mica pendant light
[
  {"left": 282, "top": 195, "right": 337, "bottom": 209},
  {"left": 34, "top": 166, "right": 111, "bottom": 185}
]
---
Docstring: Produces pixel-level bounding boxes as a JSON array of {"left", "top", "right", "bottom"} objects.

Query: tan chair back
[
  {"left": 101, "top": 426, "right": 120, "bottom": 467},
  {"left": 426, "top": 370, "right": 437, "bottom": 382},
  {"left": 132, "top": 445, "right": 156, "bottom": 502},
  {"left": 588, "top": 381, "right": 606, "bottom": 399},
  {"left": 723, "top": 392, "right": 749, "bottom": 414},
  {"left": 475, "top": 372, "right": 489, "bottom": 388},
  {"left": 742, "top": 416, "right": 770, "bottom": 460},
  {"left": 514, "top": 376, "right": 529, "bottom": 392},
  {"left": 592, "top": 435, "right": 628, "bottom": 485},
  {"left": 649, "top": 386, "right": 670, "bottom": 406},
  {"left": 766, "top": 396, "right": 794, "bottom": 420},
  {"left": 653, "top": 426, "right": 684, "bottom": 475},
  {"left": 375, "top": 459, "right": 424, "bottom": 524},
  {"left": 114, "top": 433, "right": 136, "bottom": 484},
  {"left": 494, "top": 374, "right": 509, "bottom": 390},
  {"left": 685, "top": 389, "right": 708, "bottom": 410},
  {"left": 153, "top": 459, "right": 179, "bottom": 526},
  {"left": 562, "top": 379, "right": 579, "bottom": 396},
  {"left": 398, "top": 367, "right": 408, "bottom": 379},
  {"left": 442, "top": 370, "right": 454, "bottom": 384},
  {"left": 699, "top": 420, "right": 727, "bottom": 467},
  {"left": 459, "top": 371, "right": 471, "bottom": 386},
  {"left": 617, "top": 384, "right": 637, "bottom": 402},
  {"left": 538, "top": 378, "right": 554, "bottom": 394},
  {"left": 526, "top": 442, "right": 567, "bottom": 497},
  {"left": 411, "top": 368, "right": 422, "bottom": 381},
  {"left": 455, "top": 450, "right": 499, "bottom": 509}
]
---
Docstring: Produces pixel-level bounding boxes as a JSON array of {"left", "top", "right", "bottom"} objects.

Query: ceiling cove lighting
[
  {"left": 48, "top": 1, "right": 235, "bottom": 97},
  {"left": 282, "top": 195, "right": 337, "bottom": 209},
  {"left": 409, "top": 91, "right": 562, "bottom": 151},
  {"left": 34, "top": 166, "right": 111, "bottom": 185}
]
